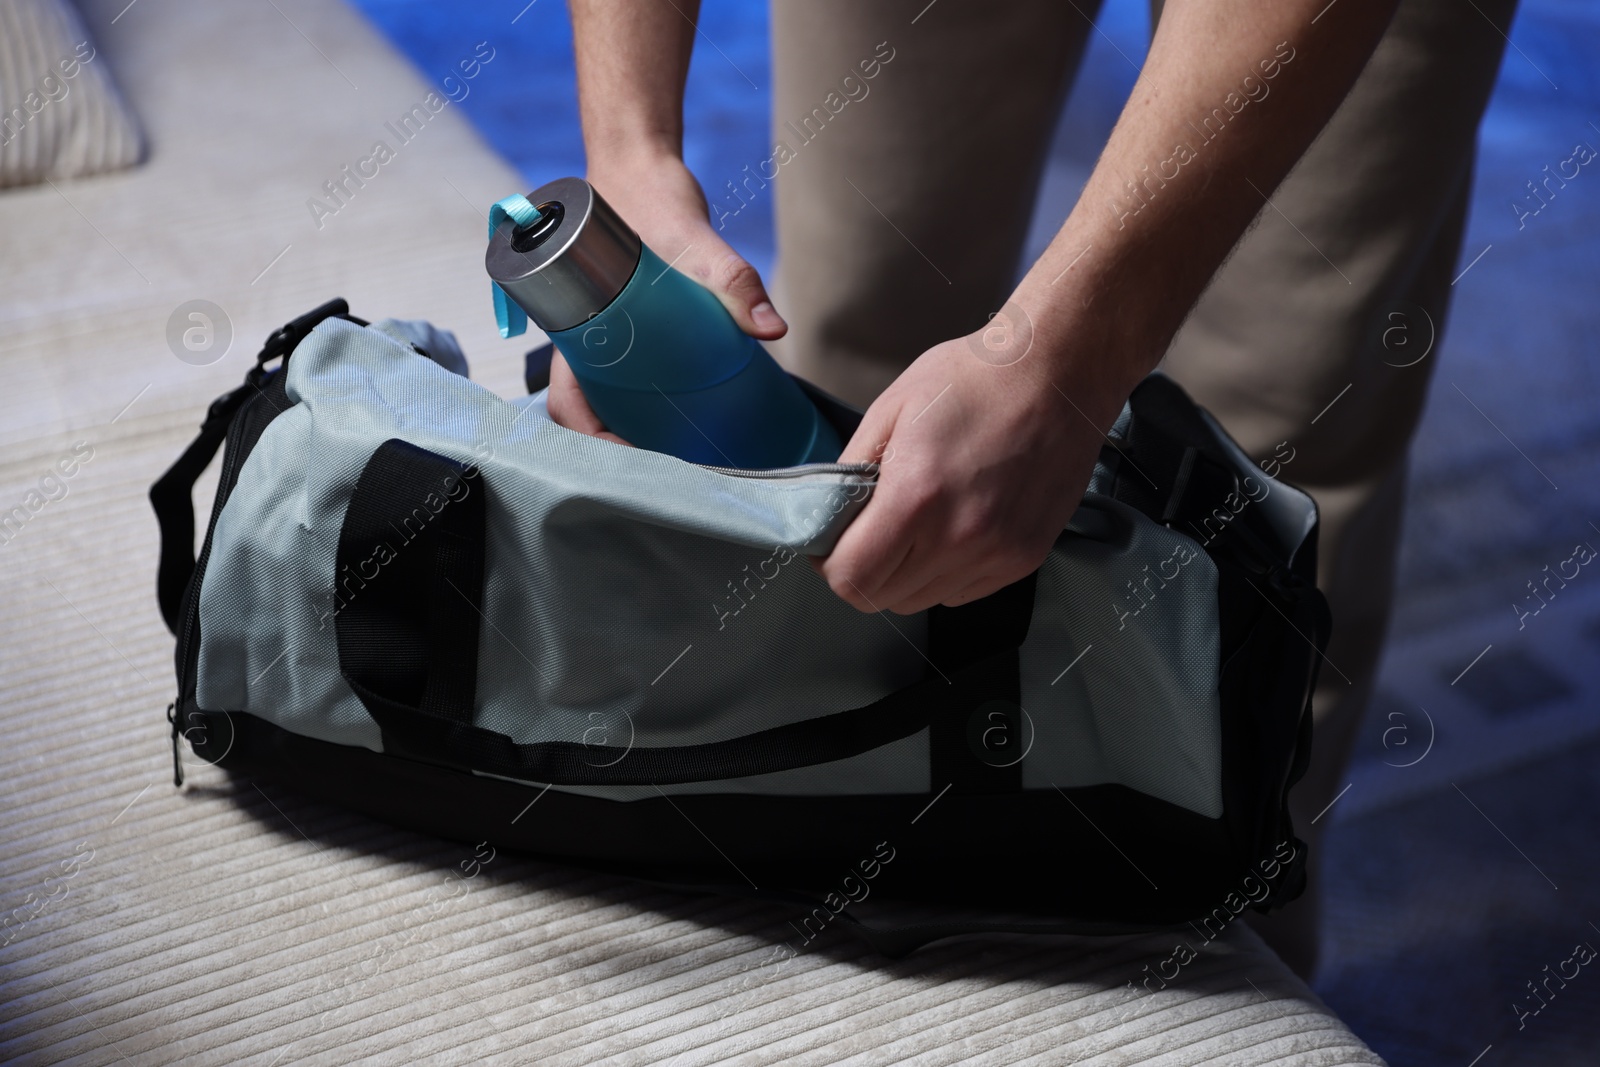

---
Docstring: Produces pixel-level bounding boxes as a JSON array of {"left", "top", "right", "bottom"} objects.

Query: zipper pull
[{"left": 166, "top": 702, "right": 184, "bottom": 788}]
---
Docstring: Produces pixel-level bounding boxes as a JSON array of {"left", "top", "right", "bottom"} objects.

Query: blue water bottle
[{"left": 485, "top": 177, "right": 841, "bottom": 468}]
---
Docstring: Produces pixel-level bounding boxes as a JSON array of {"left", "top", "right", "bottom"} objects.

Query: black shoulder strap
[
  {"left": 149, "top": 299, "right": 355, "bottom": 635},
  {"left": 150, "top": 381, "right": 256, "bottom": 635}
]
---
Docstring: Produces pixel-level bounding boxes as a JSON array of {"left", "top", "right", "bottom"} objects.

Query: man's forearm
[
  {"left": 1016, "top": 0, "right": 1400, "bottom": 406},
  {"left": 568, "top": 0, "right": 699, "bottom": 169}
]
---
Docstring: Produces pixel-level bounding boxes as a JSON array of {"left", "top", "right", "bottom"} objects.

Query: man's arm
[
  {"left": 816, "top": 0, "right": 1400, "bottom": 614},
  {"left": 550, "top": 0, "right": 787, "bottom": 440},
  {"left": 568, "top": 0, "right": 694, "bottom": 173}
]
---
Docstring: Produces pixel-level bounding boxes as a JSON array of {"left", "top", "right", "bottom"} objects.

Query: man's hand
[{"left": 814, "top": 329, "right": 1122, "bottom": 615}]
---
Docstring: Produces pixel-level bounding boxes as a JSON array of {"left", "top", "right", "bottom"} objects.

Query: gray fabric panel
[{"left": 1020, "top": 499, "right": 1224, "bottom": 818}]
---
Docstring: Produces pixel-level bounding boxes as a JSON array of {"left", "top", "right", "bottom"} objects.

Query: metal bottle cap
[{"left": 485, "top": 176, "right": 642, "bottom": 334}]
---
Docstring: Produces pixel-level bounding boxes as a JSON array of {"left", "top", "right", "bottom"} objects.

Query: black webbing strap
[
  {"left": 926, "top": 566, "right": 1040, "bottom": 794},
  {"left": 357, "top": 663, "right": 981, "bottom": 787},
  {"left": 336, "top": 438, "right": 486, "bottom": 734},
  {"left": 149, "top": 298, "right": 354, "bottom": 636},
  {"left": 150, "top": 380, "right": 256, "bottom": 634},
  {"left": 334, "top": 437, "right": 1017, "bottom": 786}
]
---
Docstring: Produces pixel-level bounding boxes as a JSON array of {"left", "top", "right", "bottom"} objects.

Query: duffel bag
[{"left": 152, "top": 299, "right": 1329, "bottom": 956}]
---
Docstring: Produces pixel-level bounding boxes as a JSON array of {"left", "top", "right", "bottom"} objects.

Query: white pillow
[{"left": 0, "top": 0, "right": 144, "bottom": 188}]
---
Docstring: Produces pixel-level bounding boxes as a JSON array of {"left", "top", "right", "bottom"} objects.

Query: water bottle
[{"left": 485, "top": 176, "right": 841, "bottom": 469}]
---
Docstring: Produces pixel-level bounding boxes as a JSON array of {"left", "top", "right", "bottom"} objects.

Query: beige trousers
[{"left": 766, "top": 0, "right": 1515, "bottom": 977}]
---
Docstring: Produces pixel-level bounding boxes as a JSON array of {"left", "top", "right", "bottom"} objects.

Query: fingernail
[{"left": 751, "top": 302, "right": 784, "bottom": 330}]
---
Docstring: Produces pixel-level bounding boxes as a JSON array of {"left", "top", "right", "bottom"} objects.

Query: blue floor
[{"left": 351, "top": 2, "right": 1600, "bottom": 1062}]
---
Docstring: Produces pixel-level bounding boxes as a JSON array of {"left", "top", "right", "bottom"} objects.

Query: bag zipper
[
  {"left": 175, "top": 302, "right": 350, "bottom": 714},
  {"left": 694, "top": 461, "right": 877, "bottom": 479},
  {"left": 174, "top": 378, "right": 274, "bottom": 731}
]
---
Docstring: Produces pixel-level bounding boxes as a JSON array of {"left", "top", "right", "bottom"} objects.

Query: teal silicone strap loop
[{"left": 489, "top": 194, "right": 543, "bottom": 339}]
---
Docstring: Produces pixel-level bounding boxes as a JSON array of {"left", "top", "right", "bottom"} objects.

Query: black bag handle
[
  {"left": 336, "top": 437, "right": 1035, "bottom": 786},
  {"left": 150, "top": 380, "right": 256, "bottom": 634},
  {"left": 150, "top": 299, "right": 356, "bottom": 635}
]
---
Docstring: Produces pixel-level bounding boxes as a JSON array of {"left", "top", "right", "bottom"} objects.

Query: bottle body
[{"left": 549, "top": 243, "right": 839, "bottom": 468}]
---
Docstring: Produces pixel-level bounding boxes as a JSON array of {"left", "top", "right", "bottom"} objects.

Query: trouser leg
[
  {"left": 1155, "top": 0, "right": 1516, "bottom": 979},
  {"left": 770, "top": 0, "right": 1515, "bottom": 983},
  {"left": 768, "top": 0, "right": 1099, "bottom": 407}
]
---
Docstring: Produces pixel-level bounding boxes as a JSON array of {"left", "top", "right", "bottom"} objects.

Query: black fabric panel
[
  {"left": 600, "top": 874, "right": 1189, "bottom": 959},
  {"left": 1214, "top": 565, "right": 1326, "bottom": 897},
  {"left": 185, "top": 708, "right": 1267, "bottom": 937}
]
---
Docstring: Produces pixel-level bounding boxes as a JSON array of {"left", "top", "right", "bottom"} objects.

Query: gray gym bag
[{"left": 154, "top": 299, "right": 1329, "bottom": 955}]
